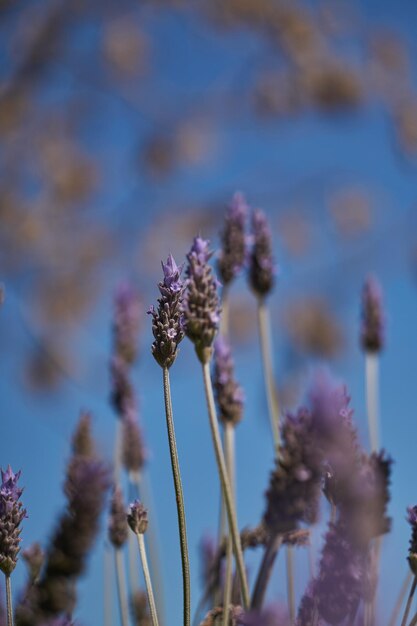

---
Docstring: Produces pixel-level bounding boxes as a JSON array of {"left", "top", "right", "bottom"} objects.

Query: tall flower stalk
[
  {"left": 183, "top": 236, "right": 250, "bottom": 610},
  {"left": 217, "top": 191, "right": 248, "bottom": 336},
  {"left": 212, "top": 337, "right": 244, "bottom": 625},
  {"left": 0, "top": 466, "right": 26, "bottom": 626},
  {"left": 108, "top": 487, "right": 129, "bottom": 626},
  {"left": 217, "top": 192, "right": 248, "bottom": 626},
  {"left": 248, "top": 209, "right": 279, "bottom": 452},
  {"left": 360, "top": 275, "right": 385, "bottom": 624},
  {"left": 149, "top": 254, "right": 190, "bottom": 626},
  {"left": 360, "top": 275, "right": 384, "bottom": 453},
  {"left": 248, "top": 208, "right": 292, "bottom": 611},
  {"left": 128, "top": 501, "right": 160, "bottom": 626}
]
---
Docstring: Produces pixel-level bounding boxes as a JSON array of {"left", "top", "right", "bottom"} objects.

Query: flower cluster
[
  {"left": 108, "top": 486, "right": 128, "bottom": 549},
  {"left": 248, "top": 209, "right": 275, "bottom": 298},
  {"left": 360, "top": 275, "right": 384, "bottom": 353},
  {"left": 183, "top": 237, "right": 221, "bottom": 363},
  {"left": 212, "top": 337, "right": 244, "bottom": 425},
  {"left": 217, "top": 192, "right": 248, "bottom": 286},
  {"left": 0, "top": 466, "right": 26, "bottom": 576},
  {"left": 110, "top": 282, "right": 146, "bottom": 475},
  {"left": 127, "top": 500, "right": 148, "bottom": 535},
  {"left": 149, "top": 254, "right": 186, "bottom": 368},
  {"left": 407, "top": 505, "right": 417, "bottom": 573},
  {"left": 113, "top": 281, "right": 142, "bottom": 365},
  {"left": 263, "top": 408, "right": 323, "bottom": 536}
]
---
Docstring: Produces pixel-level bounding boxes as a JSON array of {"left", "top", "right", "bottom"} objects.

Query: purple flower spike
[
  {"left": 314, "top": 520, "right": 363, "bottom": 625},
  {"left": 108, "top": 486, "right": 128, "bottom": 549},
  {"left": 248, "top": 209, "right": 275, "bottom": 298},
  {"left": 161, "top": 254, "right": 184, "bottom": 293},
  {"left": 213, "top": 337, "right": 244, "bottom": 425},
  {"left": 263, "top": 407, "right": 323, "bottom": 536},
  {"left": 0, "top": 465, "right": 27, "bottom": 575},
  {"left": 407, "top": 504, "right": 417, "bottom": 573},
  {"left": 183, "top": 236, "right": 221, "bottom": 363},
  {"left": 360, "top": 275, "right": 384, "bottom": 353},
  {"left": 217, "top": 192, "right": 248, "bottom": 286},
  {"left": 149, "top": 253, "right": 186, "bottom": 369},
  {"left": 113, "top": 281, "right": 142, "bottom": 365},
  {"left": 127, "top": 500, "right": 148, "bottom": 535},
  {"left": 122, "top": 413, "right": 146, "bottom": 475}
]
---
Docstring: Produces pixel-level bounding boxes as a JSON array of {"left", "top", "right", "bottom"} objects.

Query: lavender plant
[
  {"left": 5, "top": 193, "right": 417, "bottom": 626},
  {"left": 128, "top": 501, "right": 159, "bottom": 626},
  {"left": 149, "top": 253, "right": 190, "bottom": 626},
  {"left": 360, "top": 275, "right": 385, "bottom": 454},
  {"left": 183, "top": 236, "right": 250, "bottom": 610},
  {"left": 0, "top": 467, "right": 26, "bottom": 626}
]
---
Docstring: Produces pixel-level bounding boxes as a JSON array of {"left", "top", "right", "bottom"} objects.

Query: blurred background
[{"left": 1, "top": 0, "right": 417, "bottom": 623}]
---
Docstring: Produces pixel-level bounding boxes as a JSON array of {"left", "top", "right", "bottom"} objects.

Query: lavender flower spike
[
  {"left": 248, "top": 209, "right": 275, "bottom": 298},
  {"left": 407, "top": 505, "right": 417, "bottom": 574},
  {"left": 0, "top": 465, "right": 26, "bottom": 575},
  {"left": 360, "top": 275, "right": 384, "bottom": 353},
  {"left": 127, "top": 500, "right": 148, "bottom": 535},
  {"left": 183, "top": 236, "right": 221, "bottom": 364},
  {"left": 108, "top": 486, "right": 128, "bottom": 549},
  {"left": 149, "top": 254, "right": 186, "bottom": 369},
  {"left": 113, "top": 281, "right": 142, "bottom": 365},
  {"left": 314, "top": 520, "right": 363, "bottom": 625},
  {"left": 217, "top": 192, "right": 248, "bottom": 286},
  {"left": 213, "top": 337, "right": 244, "bottom": 426}
]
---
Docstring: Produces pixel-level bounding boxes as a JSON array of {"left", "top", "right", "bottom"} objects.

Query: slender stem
[
  {"left": 162, "top": 366, "right": 191, "bottom": 626},
  {"left": 365, "top": 352, "right": 380, "bottom": 452},
  {"left": 401, "top": 574, "right": 417, "bottom": 626},
  {"left": 257, "top": 299, "right": 280, "bottom": 454},
  {"left": 115, "top": 549, "right": 129, "bottom": 626},
  {"left": 369, "top": 536, "right": 382, "bottom": 626},
  {"left": 222, "top": 424, "right": 235, "bottom": 626},
  {"left": 131, "top": 472, "right": 166, "bottom": 626},
  {"left": 5, "top": 574, "right": 13, "bottom": 626},
  {"left": 387, "top": 571, "right": 413, "bottom": 626},
  {"left": 408, "top": 612, "right": 417, "bottom": 626},
  {"left": 220, "top": 287, "right": 230, "bottom": 336},
  {"left": 251, "top": 534, "right": 282, "bottom": 610},
  {"left": 104, "top": 545, "right": 113, "bottom": 626},
  {"left": 286, "top": 546, "right": 295, "bottom": 623},
  {"left": 201, "top": 361, "right": 250, "bottom": 609},
  {"left": 137, "top": 533, "right": 160, "bottom": 626},
  {"left": 128, "top": 525, "right": 140, "bottom": 589}
]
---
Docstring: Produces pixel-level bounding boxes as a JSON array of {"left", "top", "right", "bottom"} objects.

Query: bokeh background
[{"left": 1, "top": 0, "right": 417, "bottom": 623}]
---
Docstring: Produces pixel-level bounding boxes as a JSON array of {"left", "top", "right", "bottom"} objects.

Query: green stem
[
  {"left": 201, "top": 361, "right": 250, "bottom": 609},
  {"left": 220, "top": 287, "right": 230, "bottom": 336},
  {"left": 286, "top": 546, "right": 295, "bottom": 623},
  {"left": 257, "top": 300, "right": 280, "bottom": 455},
  {"left": 137, "top": 533, "right": 160, "bottom": 626},
  {"left": 115, "top": 549, "right": 129, "bottom": 626},
  {"left": 131, "top": 472, "right": 166, "bottom": 626},
  {"left": 222, "top": 424, "right": 235, "bottom": 626},
  {"left": 5, "top": 574, "right": 13, "bottom": 626},
  {"left": 365, "top": 352, "right": 380, "bottom": 452},
  {"left": 387, "top": 571, "right": 413, "bottom": 626},
  {"left": 408, "top": 612, "right": 417, "bottom": 626},
  {"left": 251, "top": 534, "right": 282, "bottom": 610},
  {"left": 104, "top": 545, "right": 113, "bottom": 626},
  {"left": 400, "top": 574, "right": 417, "bottom": 626},
  {"left": 162, "top": 366, "right": 191, "bottom": 626}
]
